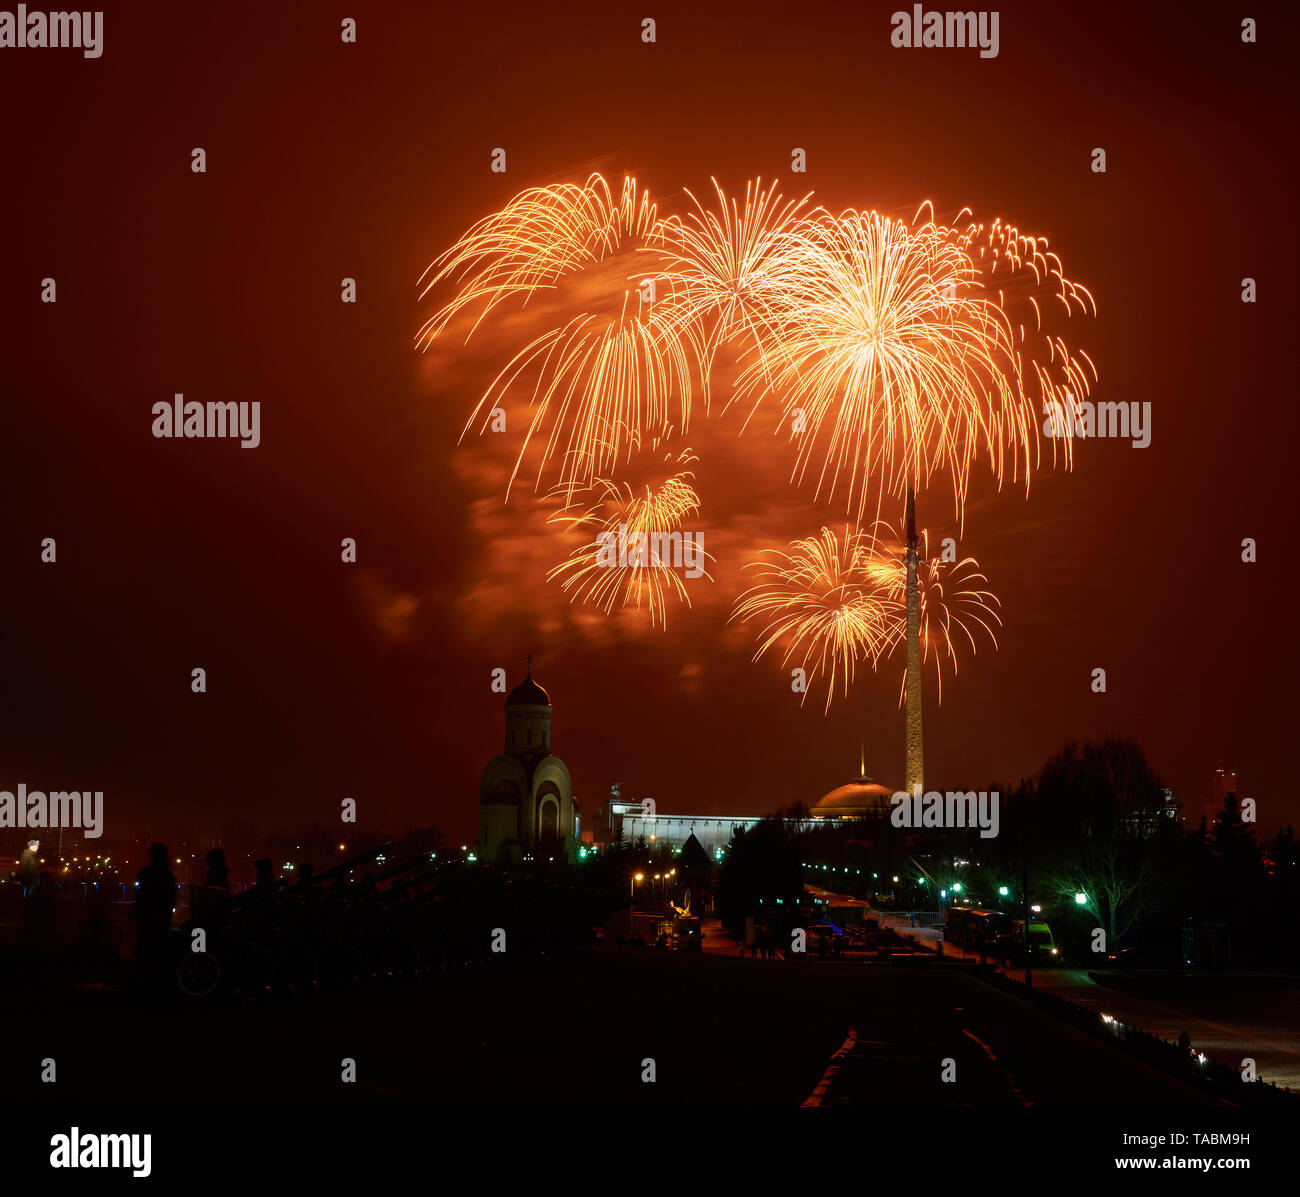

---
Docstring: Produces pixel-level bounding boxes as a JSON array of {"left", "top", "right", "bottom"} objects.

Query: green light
[
  {"left": 1075, "top": 892, "right": 1087, "bottom": 904},
  {"left": 998, "top": 886, "right": 1009, "bottom": 897},
  {"left": 952, "top": 883, "right": 962, "bottom": 893}
]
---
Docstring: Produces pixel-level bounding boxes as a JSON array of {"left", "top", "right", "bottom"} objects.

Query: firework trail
[
  {"left": 417, "top": 174, "right": 700, "bottom": 502},
  {"left": 416, "top": 173, "right": 656, "bottom": 344},
  {"left": 730, "top": 205, "right": 1094, "bottom": 527},
  {"left": 950, "top": 211, "right": 1097, "bottom": 474},
  {"left": 729, "top": 526, "right": 897, "bottom": 713},
  {"left": 547, "top": 449, "right": 712, "bottom": 628},
  {"left": 647, "top": 177, "right": 813, "bottom": 395},
  {"left": 856, "top": 518, "right": 1002, "bottom": 703},
  {"left": 421, "top": 177, "right": 1091, "bottom": 685},
  {"left": 731, "top": 522, "right": 999, "bottom": 710}
]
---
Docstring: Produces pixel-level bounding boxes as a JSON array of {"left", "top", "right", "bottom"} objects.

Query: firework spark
[
  {"left": 416, "top": 173, "right": 656, "bottom": 345},
  {"left": 547, "top": 449, "right": 711, "bottom": 628},
  {"left": 949, "top": 212, "right": 1097, "bottom": 474},
  {"left": 418, "top": 174, "right": 700, "bottom": 501},
  {"left": 856, "top": 519, "right": 1002, "bottom": 703},
  {"left": 648, "top": 177, "right": 813, "bottom": 392},
  {"left": 729, "top": 526, "right": 897, "bottom": 712},
  {"left": 731, "top": 522, "right": 999, "bottom": 710},
  {"left": 730, "top": 205, "right": 1094, "bottom": 526}
]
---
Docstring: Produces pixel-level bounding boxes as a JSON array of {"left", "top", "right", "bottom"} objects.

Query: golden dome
[{"left": 812, "top": 779, "right": 895, "bottom": 818}]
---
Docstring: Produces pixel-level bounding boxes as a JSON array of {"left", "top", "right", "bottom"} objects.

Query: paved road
[
  {"left": 3, "top": 949, "right": 1216, "bottom": 1109},
  {"left": 850, "top": 903, "right": 1300, "bottom": 1092}
]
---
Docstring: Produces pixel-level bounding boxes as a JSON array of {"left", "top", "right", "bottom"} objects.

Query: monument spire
[{"left": 904, "top": 487, "right": 924, "bottom": 797}]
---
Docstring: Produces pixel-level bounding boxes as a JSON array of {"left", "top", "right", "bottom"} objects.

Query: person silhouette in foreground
[
  {"left": 253, "top": 857, "right": 276, "bottom": 897},
  {"left": 203, "top": 848, "right": 230, "bottom": 896},
  {"left": 192, "top": 848, "right": 231, "bottom": 924},
  {"left": 133, "top": 844, "right": 177, "bottom": 980},
  {"left": 19, "top": 839, "right": 40, "bottom": 899}
]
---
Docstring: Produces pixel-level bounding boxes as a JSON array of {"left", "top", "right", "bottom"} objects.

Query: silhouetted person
[
  {"left": 133, "top": 844, "right": 177, "bottom": 975},
  {"left": 253, "top": 858, "right": 276, "bottom": 896},
  {"left": 192, "top": 848, "right": 231, "bottom": 924},
  {"left": 203, "top": 849, "right": 230, "bottom": 894},
  {"left": 18, "top": 839, "right": 40, "bottom": 899}
]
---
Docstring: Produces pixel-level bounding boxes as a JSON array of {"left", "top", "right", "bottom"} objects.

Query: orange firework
[
  {"left": 732, "top": 521, "right": 999, "bottom": 710},
  {"left": 547, "top": 449, "right": 711, "bottom": 628},
  {"left": 731, "top": 205, "right": 1095, "bottom": 526},
  {"left": 856, "top": 519, "right": 1002, "bottom": 702},
  {"left": 418, "top": 174, "right": 699, "bottom": 502},
  {"left": 416, "top": 173, "right": 656, "bottom": 344},
  {"left": 949, "top": 211, "right": 1097, "bottom": 474},
  {"left": 648, "top": 177, "right": 813, "bottom": 392},
  {"left": 729, "top": 526, "right": 896, "bottom": 712}
]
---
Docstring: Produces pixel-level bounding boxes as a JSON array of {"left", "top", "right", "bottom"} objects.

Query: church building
[{"left": 478, "top": 661, "right": 580, "bottom": 862}]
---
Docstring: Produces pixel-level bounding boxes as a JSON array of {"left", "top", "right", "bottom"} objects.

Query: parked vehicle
[
  {"left": 944, "top": 905, "right": 974, "bottom": 945},
  {"left": 965, "top": 910, "right": 1011, "bottom": 954},
  {"left": 1011, "top": 919, "right": 1059, "bottom": 961},
  {"left": 1106, "top": 943, "right": 1188, "bottom": 971},
  {"left": 806, "top": 923, "right": 845, "bottom": 958}
]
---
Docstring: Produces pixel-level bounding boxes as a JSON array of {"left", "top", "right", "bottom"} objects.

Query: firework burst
[
  {"left": 729, "top": 526, "right": 897, "bottom": 713},
  {"left": 418, "top": 174, "right": 700, "bottom": 501},
  {"left": 949, "top": 212, "right": 1097, "bottom": 473},
  {"left": 647, "top": 177, "right": 813, "bottom": 390},
  {"left": 856, "top": 519, "right": 1002, "bottom": 703},
  {"left": 732, "top": 521, "right": 999, "bottom": 710},
  {"left": 416, "top": 173, "right": 657, "bottom": 345},
  {"left": 731, "top": 206, "right": 1094, "bottom": 526},
  {"left": 547, "top": 449, "right": 711, "bottom": 628}
]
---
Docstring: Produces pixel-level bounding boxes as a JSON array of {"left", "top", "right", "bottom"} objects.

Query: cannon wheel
[{"left": 177, "top": 950, "right": 221, "bottom": 997}]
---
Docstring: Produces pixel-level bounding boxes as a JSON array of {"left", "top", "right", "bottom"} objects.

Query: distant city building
[
  {"left": 475, "top": 670, "right": 891, "bottom": 864},
  {"left": 593, "top": 752, "right": 888, "bottom": 859},
  {"left": 1123, "top": 787, "right": 1180, "bottom": 836},
  {"left": 1208, "top": 761, "right": 1242, "bottom": 822},
  {"left": 478, "top": 661, "right": 580, "bottom": 863},
  {"left": 600, "top": 801, "right": 761, "bottom": 860}
]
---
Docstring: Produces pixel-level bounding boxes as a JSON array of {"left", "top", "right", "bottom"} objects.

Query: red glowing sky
[{"left": 2, "top": 0, "right": 1297, "bottom": 844}]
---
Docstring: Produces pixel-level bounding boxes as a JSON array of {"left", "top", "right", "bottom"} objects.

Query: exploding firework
[
  {"left": 547, "top": 449, "right": 711, "bottom": 628},
  {"left": 729, "top": 526, "right": 897, "bottom": 712},
  {"left": 416, "top": 173, "right": 656, "bottom": 344},
  {"left": 856, "top": 519, "right": 1002, "bottom": 703},
  {"left": 731, "top": 521, "right": 999, "bottom": 710},
  {"left": 417, "top": 174, "right": 700, "bottom": 501},
  {"left": 949, "top": 212, "right": 1097, "bottom": 473},
  {"left": 731, "top": 205, "right": 1094, "bottom": 525},
  {"left": 648, "top": 177, "right": 813, "bottom": 391},
  {"left": 421, "top": 178, "right": 1088, "bottom": 694}
]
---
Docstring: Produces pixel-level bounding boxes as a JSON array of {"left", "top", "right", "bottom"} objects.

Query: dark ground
[{"left": 3, "top": 949, "right": 1223, "bottom": 1108}]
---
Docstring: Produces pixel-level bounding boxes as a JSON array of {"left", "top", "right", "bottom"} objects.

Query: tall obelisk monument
[{"left": 904, "top": 487, "right": 924, "bottom": 797}]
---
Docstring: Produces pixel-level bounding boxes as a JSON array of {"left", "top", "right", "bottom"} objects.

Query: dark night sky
[{"left": 2, "top": 0, "right": 1297, "bottom": 845}]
